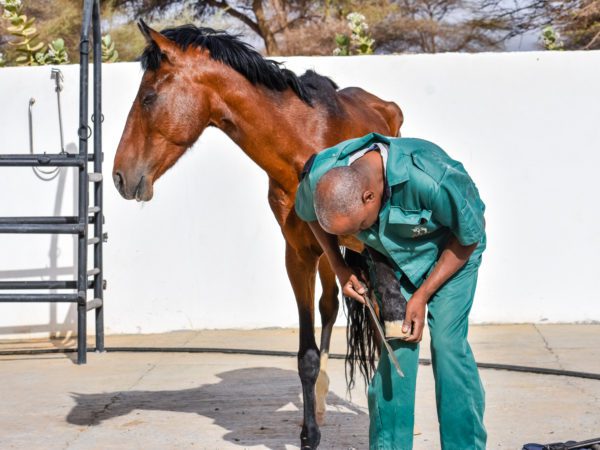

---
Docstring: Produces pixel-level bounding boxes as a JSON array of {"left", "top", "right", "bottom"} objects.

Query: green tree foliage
[
  {"left": 550, "top": 0, "right": 600, "bottom": 50},
  {"left": 1, "top": 0, "right": 73, "bottom": 66},
  {"left": 1, "top": 0, "right": 598, "bottom": 61},
  {"left": 334, "top": 33, "right": 350, "bottom": 55},
  {"left": 0, "top": 0, "right": 126, "bottom": 66},
  {"left": 44, "top": 38, "right": 69, "bottom": 64},
  {"left": 101, "top": 34, "right": 119, "bottom": 62},
  {"left": 541, "top": 25, "right": 564, "bottom": 50},
  {"left": 1, "top": 0, "right": 46, "bottom": 65},
  {"left": 113, "top": 0, "right": 322, "bottom": 55},
  {"left": 26, "top": 0, "right": 79, "bottom": 59},
  {"left": 25, "top": 0, "right": 117, "bottom": 63},
  {"left": 367, "top": 0, "right": 523, "bottom": 53},
  {"left": 111, "top": 0, "right": 553, "bottom": 55},
  {"left": 334, "top": 12, "right": 375, "bottom": 55}
]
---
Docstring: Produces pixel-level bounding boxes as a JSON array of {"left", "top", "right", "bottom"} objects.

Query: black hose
[{"left": 2, "top": 346, "right": 600, "bottom": 381}]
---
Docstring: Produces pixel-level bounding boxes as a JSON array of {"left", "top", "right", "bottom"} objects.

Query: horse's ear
[
  {"left": 137, "top": 19, "right": 153, "bottom": 44},
  {"left": 137, "top": 19, "right": 179, "bottom": 65}
]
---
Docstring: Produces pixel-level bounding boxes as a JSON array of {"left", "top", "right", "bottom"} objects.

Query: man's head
[{"left": 314, "top": 166, "right": 381, "bottom": 235}]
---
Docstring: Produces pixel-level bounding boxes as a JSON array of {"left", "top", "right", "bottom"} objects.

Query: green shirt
[{"left": 294, "top": 132, "right": 486, "bottom": 287}]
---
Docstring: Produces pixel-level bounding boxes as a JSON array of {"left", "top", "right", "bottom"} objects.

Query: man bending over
[{"left": 295, "top": 132, "right": 487, "bottom": 449}]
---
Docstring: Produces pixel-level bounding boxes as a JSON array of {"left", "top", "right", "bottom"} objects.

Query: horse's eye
[{"left": 142, "top": 92, "right": 157, "bottom": 107}]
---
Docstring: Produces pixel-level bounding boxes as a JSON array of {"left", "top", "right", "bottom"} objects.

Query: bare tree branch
[{"left": 196, "top": 0, "right": 262, "bottom": 36}]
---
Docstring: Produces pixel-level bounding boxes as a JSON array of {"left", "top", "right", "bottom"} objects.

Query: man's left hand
[{"left": 402, "top": 292, "right": 428, "bottom": 343}]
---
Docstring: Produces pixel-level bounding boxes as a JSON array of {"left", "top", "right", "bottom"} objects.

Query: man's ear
[
  {"left": 363, "top": 190, "right": 376, "bottom": 204},
  {"left": 137, "top": 19, "right": 179, "bottom": 65}
]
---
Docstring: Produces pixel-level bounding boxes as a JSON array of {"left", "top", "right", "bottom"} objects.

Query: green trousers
[{"left": 367, "top": 259, "right": 487, "bottom": 450}]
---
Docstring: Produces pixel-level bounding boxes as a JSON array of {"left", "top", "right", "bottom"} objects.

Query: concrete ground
[{"left": 0, "top": 324, "right": 599, "bottom": 449}]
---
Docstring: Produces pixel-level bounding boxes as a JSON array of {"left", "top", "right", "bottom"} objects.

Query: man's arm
[
  {"left": 400, "top": 157, "right": 486, "bottom": 343},
  {"left": 402, "top": 234, "right": 478, "bottom": 343},
  {"left": 307, "top": 221, "right": 367, "bottom": 303},
  {"left": 419, "top": 235, "right": 478, "bottom": 300},
  {"left": 295, "top": 153, "right": 368, "bottom": 303}
]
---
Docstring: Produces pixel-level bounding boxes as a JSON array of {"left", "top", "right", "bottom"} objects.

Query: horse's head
[{"left": 113, "top": 21, "right": 212, "bottom": 201}]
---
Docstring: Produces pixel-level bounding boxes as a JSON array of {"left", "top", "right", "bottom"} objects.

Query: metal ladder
[{"left": 0, "top": 0, "right": 104, "bottom": 364}]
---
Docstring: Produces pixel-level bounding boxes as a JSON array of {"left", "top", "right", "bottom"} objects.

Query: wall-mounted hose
[{"left": 29, "top": 68, "right": 67, "bottom": 181}]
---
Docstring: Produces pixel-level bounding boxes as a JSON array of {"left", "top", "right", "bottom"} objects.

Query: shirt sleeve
[
  {"left": 430, "top": 162, "right": 486, "bottom": 246},
  {"left": 294, "top": 154, "right": 318, "bottom": 222},
  {"left": 294, "top": 176, "right": 318, "bottom": 222}
]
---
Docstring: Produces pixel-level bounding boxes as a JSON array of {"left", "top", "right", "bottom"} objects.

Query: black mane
[{"left": 140, "top": 24, "right": 340, "bottom": 109}]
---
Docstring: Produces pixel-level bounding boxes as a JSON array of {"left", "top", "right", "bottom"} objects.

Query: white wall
[{"left": 1, "top": 51, "right": 599, "bottom": 338}]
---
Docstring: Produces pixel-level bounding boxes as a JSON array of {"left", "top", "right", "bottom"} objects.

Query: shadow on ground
[{"left": 66, "top": 367, "right": 368, "bottom": 449}]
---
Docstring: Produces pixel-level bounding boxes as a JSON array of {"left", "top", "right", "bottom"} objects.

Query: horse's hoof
[
  {"left": 300, "top": 424, "right": 321, "bottom": 449},
  {"left": 384, "top": 320, "right": 411, "bottom": 339}
]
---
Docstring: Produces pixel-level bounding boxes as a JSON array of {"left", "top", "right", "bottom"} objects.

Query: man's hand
[
  {"left": 336, "top": 265, "right": 366, "bottom": 304},
  {"left": 306, "top": 221, "right": 366, "bottom": 304},
  {"left": 402, "top": 291, "right": 428, "bottom": 343}
]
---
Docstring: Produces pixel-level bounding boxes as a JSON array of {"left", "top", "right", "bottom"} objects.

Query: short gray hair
[{"left": 314, "top": 166, "right": 366, "bottom": 230}]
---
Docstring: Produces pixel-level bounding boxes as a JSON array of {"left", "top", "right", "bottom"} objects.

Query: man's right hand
[
  {"left": 336, "top": 265, "right": 367, "bottom": 304},
  {"left": 306, "top": 221, "right": 368, "bottom": 304}
]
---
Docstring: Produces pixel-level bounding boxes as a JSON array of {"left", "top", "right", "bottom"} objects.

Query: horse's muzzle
[{"left": 113, "top": 171, "right": 153, "bottom": 202}]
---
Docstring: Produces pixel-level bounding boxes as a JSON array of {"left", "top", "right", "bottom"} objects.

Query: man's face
[{"left": 321, "top": 191, "right": 381, "bottom": 235}]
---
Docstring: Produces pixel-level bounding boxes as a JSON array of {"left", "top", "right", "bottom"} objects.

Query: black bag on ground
[{"left": 523, "top": 437, "right": 600, "bottom": 450}]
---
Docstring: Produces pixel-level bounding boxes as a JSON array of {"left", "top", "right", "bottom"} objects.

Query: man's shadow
[{"left": 66, "top": 366, "right": 369, "bottom": 449}]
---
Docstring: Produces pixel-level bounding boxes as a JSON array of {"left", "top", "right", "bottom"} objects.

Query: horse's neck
[{"left": 212, "top": 84, "right": 318, "bottom": 193}]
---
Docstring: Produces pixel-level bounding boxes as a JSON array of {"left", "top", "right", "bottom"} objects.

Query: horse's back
[{"left": 337, "top": 87, "right": 403, "bottom": 137}]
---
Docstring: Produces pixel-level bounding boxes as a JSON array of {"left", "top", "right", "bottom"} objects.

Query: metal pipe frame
[
  {"left": 0, "top": 294, "right": 80, "bottom": 302},
  {"left": 0, "top": 280, "right": 95, "bottom": 290},
  {"left": 0, "top": 155, "right": 86, "bottom": 167},
  {"left": 0, "top": 217, "right": 98, "bottom": 224},
  {"left": 0, "top": 0, "right": 104, "bottom": 365},
  {"left": 92, "top": 0, "right": 104, "bottom": 354},
  {"left": 0, "top": 155, "right": 98, "bottom": 167},
  {"left": 0, "top": 224, "right": 84, "bottom": 234}
]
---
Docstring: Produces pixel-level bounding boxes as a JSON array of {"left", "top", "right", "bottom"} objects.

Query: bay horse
[{"left": 113, "top": 20, "right": 402, "bottom": 449}]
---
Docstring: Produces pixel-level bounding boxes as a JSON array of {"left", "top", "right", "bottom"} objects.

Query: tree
[
  {"left": 5, "top": 0, "right": 594, "bottom": 61},
  {"left": 111, "top": 0, "right": 562, "bottom": 55},
  {"left": 2, "top": 0, "right": 125, "bottom": 64},
  {"left": 113, "top": 0, "right": 320, "bottom": 55},
  {"left": 550, "top": 0, "right": 600, "bottom": 49},
  {"left": 366, "top": 0, "right": 546, "bottom": 53}
]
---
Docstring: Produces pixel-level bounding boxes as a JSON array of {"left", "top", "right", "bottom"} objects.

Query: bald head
[{"left": 314, "top": 166, "right": 369, "bottom": 232}]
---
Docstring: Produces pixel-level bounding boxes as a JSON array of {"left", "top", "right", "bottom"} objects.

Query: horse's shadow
[{"left": 66, "top": 366, "right": 369, "bottom": 449}]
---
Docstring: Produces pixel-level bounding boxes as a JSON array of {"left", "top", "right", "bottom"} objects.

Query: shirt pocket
[{"left": 387, "top": 206, "right": 433, "bottom": 238}]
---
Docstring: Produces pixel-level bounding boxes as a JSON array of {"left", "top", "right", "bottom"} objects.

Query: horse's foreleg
[
  {"left": 285, "top": 244, "right": 321, "bottom": 449},
  {"left": 316, "top": 255, "right": 339, "bottom": 425}
]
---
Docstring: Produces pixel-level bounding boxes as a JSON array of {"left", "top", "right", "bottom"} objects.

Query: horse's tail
[{"left": 343, "top": 248, "right": 379, "bottom": 393}]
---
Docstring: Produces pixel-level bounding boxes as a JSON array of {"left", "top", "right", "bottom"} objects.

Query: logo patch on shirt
[{"left": 412, "top": 225, "right": 428, "bottom": 237}]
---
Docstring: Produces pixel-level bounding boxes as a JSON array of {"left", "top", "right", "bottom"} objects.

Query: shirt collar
[
  {"left": 338, "top": 132, "right": 410, "bottom": 187},
  {"left": 338, "top": 132, "right": 392, "bottom": 159}
]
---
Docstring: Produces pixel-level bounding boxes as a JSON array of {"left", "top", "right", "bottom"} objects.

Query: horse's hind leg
[
  {"left": 285, "top": 244, "right": 321, "bottom": 449},
  {"left": 316, "top": 255, "right": 339, "bottom": 425}
]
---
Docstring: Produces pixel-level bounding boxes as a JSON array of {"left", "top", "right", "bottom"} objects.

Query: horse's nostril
[
  {"left": 134, "top": 176, "right": 145, "bottom": 201},
  {"left": 113, "top": 171, "right": 125, "bottom": 193}
]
